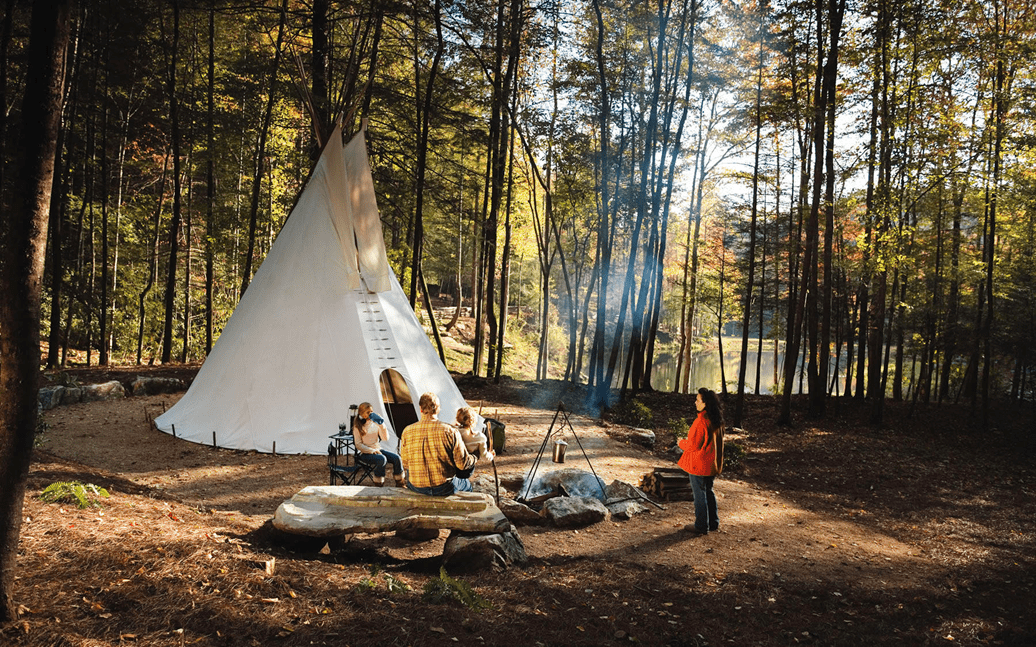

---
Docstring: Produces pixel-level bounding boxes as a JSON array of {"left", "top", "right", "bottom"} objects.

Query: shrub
[
  {"left": 669, "top": 417, "right": 690, "bottom": 439},
  {"left": 39, "top": 481, "right": 109, "bottom": 509},
  {"left": 612, "top": 398, "right": 653, "bottom": 428},
  {"left": 724, "top": 440, "right": 746, "bottom": 471}
]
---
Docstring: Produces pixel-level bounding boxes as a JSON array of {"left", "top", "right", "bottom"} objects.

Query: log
[{"left": 640, "top": 467, "right": 694, "bottom": 501}]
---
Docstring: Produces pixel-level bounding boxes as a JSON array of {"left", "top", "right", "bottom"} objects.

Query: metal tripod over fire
[{"left": 519, "top": 401, "right": 607, "bottom": 503}]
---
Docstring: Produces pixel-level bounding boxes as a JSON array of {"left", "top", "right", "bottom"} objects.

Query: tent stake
[
  {"left": 212, "top": 432, "right": 217, "bottom": 448},
  {"left": 172, "top": 424, "right": 176, "bottom": 438},
  {"left": 272, "top": 441, "right": 276, "bottom": 455}
]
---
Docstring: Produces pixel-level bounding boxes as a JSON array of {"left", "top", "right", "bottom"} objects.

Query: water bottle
[{"left": 369, "top": 412, "right": 384, "bottom": 425}]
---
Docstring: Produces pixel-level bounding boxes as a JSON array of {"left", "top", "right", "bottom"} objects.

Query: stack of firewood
[{"left": 640, "top": 467, "right": 693, "bottom": 501}]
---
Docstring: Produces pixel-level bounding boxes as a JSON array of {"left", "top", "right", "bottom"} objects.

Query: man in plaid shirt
[{"left": 400, "top": 392, "right": 494, "bottom": 496}]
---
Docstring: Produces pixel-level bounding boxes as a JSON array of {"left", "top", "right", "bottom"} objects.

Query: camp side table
[{"left": 329, "top": 429, "right": 354, "bottom": 478}]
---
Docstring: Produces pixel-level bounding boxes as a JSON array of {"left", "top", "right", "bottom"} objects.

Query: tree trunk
[
  {"left": 240, "top": 0, "right": 288, "bottom": 299},
  {"left": 161, "top": 0, "right": 183, "bottom": 364},
  {"left": 590, "top": 0, "right": 613, "bottom": 402},
  {"left": 99, "top": 33, "right": 111, "bottom": 366},
  {"left": 0, "top": 0, "right": 72, "bottom": 622},
  {"left": 181, "top": 145, "right": 194, "bottom": 363},
  {"left": 311, "top": 0, "right": 330, "bottom": 145},
  {"left": 138, "top": 153, "right": 170, "bottom": 364},
  {"left": 495, "top": 95, "right": 518, "bottom": 382},
  {"left": 776, "top": 13, "right": 814, "bottom": 425},
  {"left": 735, "top": 10, "right": 765, "bottom": 426},
  {"left": 411, "top": 0, "right": 444, "bottom": 332},
  {"left": 46, "top": 43, "right": 77, "bottom": 369},
  {"left": 204, "top": 0, "right": 215, "bottom": 354},
  {"left": 642, "top": 0, "right": 697, "bottom": 392},
  {"left": 817, "top": 0, "right": 846, "bottom": 416},
  {"left": 717, "top": 232, "right": 728, "bottom": 396},
  {"left": 983, "top": 0, "right": 1009, "bottom": 427}
]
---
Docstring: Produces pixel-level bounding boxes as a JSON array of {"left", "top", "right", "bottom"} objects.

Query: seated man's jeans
[
  {"left": 355, "top": 449, "right": 403, "bottom": 478},
  {"left": 405, "top": 476, "right": 472, "bottom": 496}
]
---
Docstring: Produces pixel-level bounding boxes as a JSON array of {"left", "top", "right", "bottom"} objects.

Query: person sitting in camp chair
[
  {"left": 400, "top": 392, "right": 493, "bottom": 496},
  {"left": 453, "top": 406, "right": 489, "bottom": 480},
  {"left": 352, "top": 402, "right": 405, "bottom": 487}
]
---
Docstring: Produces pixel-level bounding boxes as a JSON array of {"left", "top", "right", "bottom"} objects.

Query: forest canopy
[{"left": 3, "top": 0, "right": 1034, "bottom": 422}]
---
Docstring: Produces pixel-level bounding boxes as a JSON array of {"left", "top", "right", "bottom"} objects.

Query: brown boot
[{"left": 374, "top": 478, "right": 385, "bottom": 487}]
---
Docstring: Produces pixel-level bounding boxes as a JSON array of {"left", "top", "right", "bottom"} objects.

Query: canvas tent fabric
[{"left": 155, "top": 126, "right": 474, "bottom": 454}]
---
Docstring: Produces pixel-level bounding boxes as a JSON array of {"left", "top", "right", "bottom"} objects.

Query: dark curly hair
[{"left": 697, "top": 387, "right": 725, "bottom": 432}]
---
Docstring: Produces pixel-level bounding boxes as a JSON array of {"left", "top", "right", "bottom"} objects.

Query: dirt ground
[{"left": 5, "top": 367, "right": 1036, "bottom": 646}]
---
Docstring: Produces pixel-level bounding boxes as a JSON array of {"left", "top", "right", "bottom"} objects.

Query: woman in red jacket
[{"left": 678, "top": 387, "right": 725, "bottom": 535}]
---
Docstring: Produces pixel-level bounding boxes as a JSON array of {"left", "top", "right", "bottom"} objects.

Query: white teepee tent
[{"left": 155, "top": 126, "right": 472, "bottom": 454}]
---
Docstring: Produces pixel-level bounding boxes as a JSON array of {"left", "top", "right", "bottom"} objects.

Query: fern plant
[
  {"left": 383, "top": 572, "right": 410, "bottom": 594},
  {"left": 421, "top": 566, "right": 491, "bottom": 610},
  {"left": 39, "top": 481, "right": 109, "bottom": 509},
  {"left": 354, "top": 563, "right": 381, "bottom": 592}
]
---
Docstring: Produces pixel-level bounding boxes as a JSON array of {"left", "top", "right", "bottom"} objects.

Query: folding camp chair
[{"left": 328, "top": 422, "right": 377, "bottom": 486}]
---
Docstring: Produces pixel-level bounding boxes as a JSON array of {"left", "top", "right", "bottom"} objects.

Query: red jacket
[{"left": 678, "top": 411, "right": 724, "bottom": 477}]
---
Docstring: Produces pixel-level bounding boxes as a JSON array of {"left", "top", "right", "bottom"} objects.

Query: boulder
[
  {"left": 272, "top": 486, "right": 511, "bottom": 539},
  {"left": 498, "top": 497, "right": 544, "bottom": 526},
  {"left": 81, "top": 380, "right": 126, "bottom": 402},
  {"left": 395, "top": 527, "right": 441, "bottom": 542},
  {"left": 603, "top": 479, "right": 652, "bottom": 520},
  {"left": 443, "top": 528, "right": 528, "bottom": 571},
  {"left": 60, "top": 387, "right": 83, "bottom": 405},
  {"left": 38, "top": 386, "right": 65, "bottom": 411},
  {"left": 130, "top": 376, "right": 185, "bottom": 396},
  {"left": 542, "top": 496, "right": 609, "bottom": 528}
]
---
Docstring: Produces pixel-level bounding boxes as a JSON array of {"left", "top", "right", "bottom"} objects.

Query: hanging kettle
[{"left": 552, "top": 439, "right": 568, "bottom": 463}]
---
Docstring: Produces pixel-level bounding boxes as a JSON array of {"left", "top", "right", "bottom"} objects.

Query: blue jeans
[
  {"left": 405, "top": 476, "right": 472, "bottom": 496},
  {"left": 689, "top": 474, "right": 718, "bottom": 533},
  {"left": 355, "top": 449, "right": 403, "bottom": 479}
]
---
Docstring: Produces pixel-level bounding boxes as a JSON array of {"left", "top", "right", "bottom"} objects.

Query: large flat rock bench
[{"left": 272, "top": 485, "right": 511, "bottom": 538}]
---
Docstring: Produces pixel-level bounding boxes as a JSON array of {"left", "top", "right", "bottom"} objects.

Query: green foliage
[
  {"left": 39, "top": 481, "right": 109, "bottom": 509},
  {"left": 724, "top": 440, "right": 746, "bottom": 471},
  {"left": 669, "top": 417, "right": 690, "bottom": 439},
  {"left": 421, "top": 567, "right": 491, "bottom": 610},
  {"left": 355, "top": 564, "right": 381, "bottom": 592},
  {"left": 611, "top": 398, "right": 654, "bottom": 428},
  {"left": 55, "top": 372, "right": 80, "bottom": 387},
  {"left": 384, "top": 572, "right": 410, "bottom": 594},
  {"left": 354, "top": 564, "right": 410, "bottom": 594},
  {"left": 34, "top": 416, "right": 50, "bottom": 448}
]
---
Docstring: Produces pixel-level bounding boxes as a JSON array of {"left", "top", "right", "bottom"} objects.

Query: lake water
[{"left": 648, "top": 340, "right": 851, "bottom": 395}]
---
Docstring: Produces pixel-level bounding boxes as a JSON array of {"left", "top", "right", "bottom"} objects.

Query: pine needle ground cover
[{"left": 6, "top": 368, "right": 1035, "bottom": 646}]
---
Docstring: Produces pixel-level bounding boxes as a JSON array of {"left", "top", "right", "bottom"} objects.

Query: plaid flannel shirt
[{"left": 399, "top": 416, "right": 477, "bottom": 488}]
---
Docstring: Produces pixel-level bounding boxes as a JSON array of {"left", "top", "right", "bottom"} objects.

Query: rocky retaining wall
[{"left": 38, "top": 376, "right": 186, "bottom": 411}]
